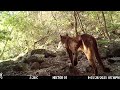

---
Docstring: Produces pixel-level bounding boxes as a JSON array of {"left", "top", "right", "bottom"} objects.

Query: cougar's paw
[
  {"left": 104, "top": 68, "right": 110, "bottom": 72},
  {"left": 68, "top": 63, "right": 73, "bottom": 67},
  {"left": 68, "top": 63, "right": 75, "bottom": 69}
]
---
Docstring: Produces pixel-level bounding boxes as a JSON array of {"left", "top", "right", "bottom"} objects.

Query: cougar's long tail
[
  {"left": 92, "top": 38, "right": 101, "bottom": 62},
  {"left": 92, "top": 37, "right": 110, "bottom": 72}
]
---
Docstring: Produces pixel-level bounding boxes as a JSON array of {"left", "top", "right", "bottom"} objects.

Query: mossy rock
[
  {"left": 56, "top": 51, "right": 67, "bottom": 56},
  {"left": 12, "top": 63, "right": 30, "bottom": 71},
  {"left": 23, "top": 55, "right": 45, "bottom": 64}
]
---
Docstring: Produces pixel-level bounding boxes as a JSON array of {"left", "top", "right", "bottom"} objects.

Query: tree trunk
[
  {"left": 51, "top": 12, "right": 59, "bottom": 31},
  {"left": 76, "top": 12, "right": 85, "bottom": 34},
  {"left": 109, "top": 12, "right": 114, "bottom": 24},
  {"left": 101, "top": 11, "right": 111, "bottom": 41},
  {"left": 96, "top": 12, "right": 106, "bottom": 37},
  {"left": 74, "top": 11, "right": 78, "bottom": 36},
  {"left": 109, "top": 11, "right": 115, "bottom": 29}
]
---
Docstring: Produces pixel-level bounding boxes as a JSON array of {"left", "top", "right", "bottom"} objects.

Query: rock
[
  {"left": 23, "top": 55, "right": 44, "bottom": 64},
  {"left": 108, "top": 59, "right": 115, "bottom": 63},
  {"left": 12, "top": 63, "right": 30, "bottom": 71},
  {"left": 30, "top": 49, "right": 56, "bottom": 58},
  {"left": 98, "top": 46, "right": 108, "bottom": 59},
  {"left": 30, "top": 62, "right": 40, "bottom": 70},
  {"left": 106, "top": 42, "right": 120, "bottom": 57},
  {"left": 107, "top": 49, "right": 120, "bottom": 57},
  {"left": 33, "top": 70, "right": 50, "bottom": 76},
  {"left": 78, "top": 52, "right": 85, "bottom": 60},
  {"left": 31, "top": 49, "right": 46, "bottom": 55},
  {"left": 44, "top": 52, "right": 56, "bottom": 58},
  {"left": 17, "top": 49, "right": 56, "bottom": 64},
  {"left": 100, "top": 53, "right": 107, "bottom": 59},
  {"left": 56, "top": 51, "right": 67, "bottom": 56},
  {"left": 12, "top": 64, "right": 24, "bottom": 71},
  {"left": 23, "top": 55, "right": 37, "bottom": 63},
  {"left": 108, "top": 57, "right": 120, "bottom": 63},
  {"left": 86, "top": 65, "right": 92, "bottom": 72}
]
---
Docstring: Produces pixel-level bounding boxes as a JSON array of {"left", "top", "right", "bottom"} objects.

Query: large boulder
[
  {"left": 106, "top": 42, "right": 120, "bottom": 57},
  {"left": 23, "top": 54, "right": 45, "bottom": 64},
  {"left": 16, "top": 49, "right": 57, "bottom": 64},
  {"left": 30, "top": 49, "right": 56, "bottom": 58}
]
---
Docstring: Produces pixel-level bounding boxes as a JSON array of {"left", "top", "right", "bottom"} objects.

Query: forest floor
[{"left": 0, "top": 50, "right": 120, "bottom": 76}]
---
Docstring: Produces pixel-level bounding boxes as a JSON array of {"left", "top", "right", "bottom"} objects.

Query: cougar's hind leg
[{"left": 85, "top": 49, "right": 98, "bottom": 76}]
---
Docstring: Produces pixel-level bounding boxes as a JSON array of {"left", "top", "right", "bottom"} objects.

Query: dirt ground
[{"left": 1, "top": 54, "right": 120, "bottom": 77}]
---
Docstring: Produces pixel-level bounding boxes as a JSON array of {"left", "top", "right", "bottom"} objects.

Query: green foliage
[
  {"left": 0, "top": 30, "right": 11, "bottom": 41},
  {"left": 98, "top": 39, "right": 110, "bottom": 45},
  {"left": 0, "top": 11, "right": 120, "bottom": 60}
]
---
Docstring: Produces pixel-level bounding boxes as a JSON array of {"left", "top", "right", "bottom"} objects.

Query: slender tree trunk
[
  {"left": 76, "top": 12, "right": 85, "bottom": 34},
  {"left": 74, "top": 11, "right": 78, "bottom": 36},
  {"left": 51, "top": 12, "right": 59, "bottom": 31},
  {"left": 109, "top": 12, "right": 114, "bottom": 24},
  {"left": 96, "top": 12, "right": 106, "bottom": 37},
  {"left": 101, "top": 11, "right": 111, "bottom": 41},
  {"left": 109, "top": 12, "right": 115, "bottom": 29}
]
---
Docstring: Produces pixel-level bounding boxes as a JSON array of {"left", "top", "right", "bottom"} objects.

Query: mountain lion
[{"left": 60, "top": 33, "right": 110, "bottom": 75}]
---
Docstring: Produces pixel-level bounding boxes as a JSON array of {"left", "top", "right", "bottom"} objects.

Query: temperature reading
[{"left": 29, "top": 75, "right": 38, "bottom": 79}]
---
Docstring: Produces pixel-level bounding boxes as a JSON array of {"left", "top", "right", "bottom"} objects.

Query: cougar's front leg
[
  {"left": 66, "top": 48, "right": 74, "bottom": 67},
  {"left": 73, "top": 51, "right": 78, "bottom": 66}
]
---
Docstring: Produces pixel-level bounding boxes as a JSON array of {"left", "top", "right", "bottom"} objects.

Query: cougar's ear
[
  {"left": 60, "top": 35, "right": 62, "bottom": 38},
  {"left": 66, "top": 33, "right": 68, "bottom": 36}
]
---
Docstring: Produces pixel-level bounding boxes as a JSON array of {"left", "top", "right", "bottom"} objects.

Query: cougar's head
[{"left": 60, "top": 33, "right": 69, "bottom": 48}]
